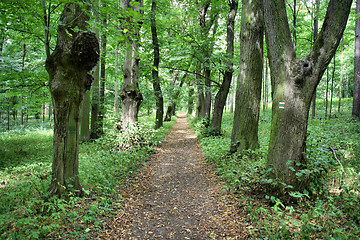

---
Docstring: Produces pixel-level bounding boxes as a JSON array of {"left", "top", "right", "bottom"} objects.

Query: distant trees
[{"left": 1, "top": 0, "right": 359, "bottom": 197}]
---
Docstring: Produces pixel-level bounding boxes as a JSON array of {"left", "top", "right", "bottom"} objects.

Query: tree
[
  {"left": 151, "top": 0, "right": 164, "bottom": 129},
  {"left": 230, "top": 0, "right": 263, "bottom": 152},
  {"left": 264, "top": 0, "right": 352, "bottom": 188},
  {"left": 210, "top": 0, "right": 238, "bottom": 136},
  {"left": 120, "top": 0, "right": 144, "bottom": 129},
  {"left": 353, "top": 0, "right": 360, "bottom": 119},
  {"left": 45, "top": 2, "right": 99, "bottom": 196}
]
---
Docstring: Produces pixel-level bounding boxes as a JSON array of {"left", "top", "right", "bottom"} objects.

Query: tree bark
[
  {"left": 353, "top": 0, "right": 360, "bottom": 119},
  {"left": 99, "top": 2, "right": 107, "bottom": 134},
  {"left": 45, "top": 2, "right": 99, "bottom": 196},
  {"left": 264, "top": 0, "right": 352, "bottom": 188},
  {"left": 311, "top": 0, "right": 320, "bottom": 119},
  {"left": 114, "top": 49, "right": 120, "bottom": 115},
  {"left": 211, "top": 0, "right": 238, "bottom": 135},
  {"left": 80, "top": 90, "right": 90, "bottom": 142},
  {"left": 230, "top": 0, "right": 264, "bottom": 153},
  {"left": 90, "top": 6, "right": 101, "bottom": 140},
  {"left": 120, "top": 0, "right": 144, "bottom": 129},
  {"left": 339, "top": 37, "right": 344, "bottom": 112},
  {"left": 151, "top": 0, "right": 163, "bottom": 129}
]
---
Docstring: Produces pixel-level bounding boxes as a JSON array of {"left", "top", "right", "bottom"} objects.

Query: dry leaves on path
[{"left": 97, "top": 113, "right": 250, "bottom": 239}]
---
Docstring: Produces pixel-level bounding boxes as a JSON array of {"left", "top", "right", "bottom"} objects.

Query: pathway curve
[{"left": 103, "top": 113, "right": 248, "bottom": 239}]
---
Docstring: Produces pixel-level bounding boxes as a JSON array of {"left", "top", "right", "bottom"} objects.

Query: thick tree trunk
[
  {"left": 353, "top": 0, "right": 360, "bottom": 119},
  {"left": 120, "top": 0, "right": 143, "bottom": 129},
  {"left": 211, "top": 0, "right": 238, "bottom": 135},
  {"left": 46, "top": 2, "right": 99, "bottom": 196},
  {"left": 230, "top": 0, "right": 263, "bottom": 153},
  {"left": 264, "top": 0, "right": 352, "bottom": 188},
  {"left": 151, "top": 0, "right": 163, "bottom": 129}
]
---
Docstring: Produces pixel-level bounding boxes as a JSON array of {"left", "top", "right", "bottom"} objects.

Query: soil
[{"left": 100, "top": 113, "right": 250, "bottom": 239}]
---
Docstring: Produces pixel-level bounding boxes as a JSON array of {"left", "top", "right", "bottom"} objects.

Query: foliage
[
  {"left": 0, "top": 116, "right": 176, "bottom": 239},
  {"left": 191, "top": 99, "right": 360, "bottom": 239}
]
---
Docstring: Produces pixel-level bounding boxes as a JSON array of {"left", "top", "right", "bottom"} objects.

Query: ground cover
[{"left": 192, "top": 98, "right": 360, "bottom": 239}]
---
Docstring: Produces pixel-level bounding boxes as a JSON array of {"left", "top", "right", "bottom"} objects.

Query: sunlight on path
[{"left": 105, "top": 113, "right": 247, "bottom": 239}]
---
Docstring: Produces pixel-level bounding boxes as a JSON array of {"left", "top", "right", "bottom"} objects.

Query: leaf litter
[{"left": 93, "top": 113, "right": 251, "bottom": 239}]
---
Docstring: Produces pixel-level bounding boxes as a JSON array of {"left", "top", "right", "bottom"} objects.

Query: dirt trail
[{"left": 105, "top": 113, "right": 248, "bottom": 239}]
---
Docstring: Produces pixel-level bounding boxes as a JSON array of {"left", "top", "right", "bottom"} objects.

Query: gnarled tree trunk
[
  {"left": 264, "top": 0, "right": 352, "bottom": 188},
  {"left": 45, "top": 2, "right": 99, "bottom": 196},
  {"left": 120, "top": 0, "right": 144, "bottom": 129}
]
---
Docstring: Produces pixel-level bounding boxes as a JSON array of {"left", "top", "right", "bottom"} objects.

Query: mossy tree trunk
[
  {"left": 45, "top": 2, "right": 99, "bottom": 197},
  {"left": 120, "top": 0, "right": 143, "bottom": 129},
  {"left": 230, "top": 0, "right": 263, "bottom": 152},
  {"left": 211, "top": 0, "right": 238, "bottom": 136},
  {"left": 264, "top": 0, "right": 352, "bottom": 188}
]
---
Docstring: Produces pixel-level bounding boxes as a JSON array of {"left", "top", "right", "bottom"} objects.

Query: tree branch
[{"left": 161, "top": 66, "right": 220, "bottom": 88}]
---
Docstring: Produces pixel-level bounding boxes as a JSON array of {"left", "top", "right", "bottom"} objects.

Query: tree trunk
[
  {"left": 204, "top": 69, "right": 211, "bottom": 120},
  {"left": 353, "top": 0, "right": 360, "bottom": 119},
  {"left": 114, "top": 50, "right": 120, "bottom": 116},
  {"left": 45, "top": 2, "right": 99, "bottom": 196},
  {"left": 80, "top": 90, "right": 90, "bottom": 142},
  {"left": 196, "top": 63, "right": 206, "bottom": 118},
  {"left": 164, "top": 73, "right": 186, "bottom": 121},
  {"left": 99, "top": 6, "right": 107, "bottom": 134},
  {"left": 211, "top": 0, "right": 238, "bottom": 135},
  {"left": 325, "top": 68, "right": 329, "bottom": 119},
  {"left": 330, "top": 54, "right": 336, "bottom": 119},
  {"left": 230, "top": 0, "right": 264, "bottom": 153},
  {"left": 264, "top": 0, "right": 352, "bottom": 188},
  {"left": 311, "top": 0, "right": 320, "bottom": 120},
  {"left": 188, "top": 85, "right": 195, "bottom": 115},
  {"left": 120, "top": 0, "right": 144, "bottom": 129},
  {"left": 90, "top": 13, "right": 101, "bottom": 139},
  {"left": 339, "top": 38, "right": 344, "bottom": 112},
  {"left": 151, "top": 0, "right": 163, "bottom": 129}
]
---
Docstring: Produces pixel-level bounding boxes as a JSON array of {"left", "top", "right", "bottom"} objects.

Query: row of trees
[{"left": 0, "top": 0, "right": 358, "bottom": 196}]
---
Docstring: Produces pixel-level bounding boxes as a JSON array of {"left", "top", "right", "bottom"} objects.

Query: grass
[
  {"left": 0, "top": 114, "right": 177, "bottom": 239},
  {"left": 190, "top": 98, "right": 360, "bottom": 239}
]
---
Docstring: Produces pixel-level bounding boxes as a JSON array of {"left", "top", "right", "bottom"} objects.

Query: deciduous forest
[{"left": 0, "top": 0, "right": 359, "bottom": 239}]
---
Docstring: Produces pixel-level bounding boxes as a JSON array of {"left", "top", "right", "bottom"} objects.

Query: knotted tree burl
[{"left": 45, "top": 2, "right": 99, "bottom": 197}]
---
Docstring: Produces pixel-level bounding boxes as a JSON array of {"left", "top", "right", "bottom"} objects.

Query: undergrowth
[
  {"left": 190, "top": 99, "right": 360, "bottom": 239},
  {"left": 0, "top": 114, "right": 176, "bottom": 239}
]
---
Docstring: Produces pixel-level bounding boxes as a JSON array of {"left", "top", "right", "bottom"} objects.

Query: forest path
[{"left": 103, "top": 113, "right": 248, "bottom": 239}]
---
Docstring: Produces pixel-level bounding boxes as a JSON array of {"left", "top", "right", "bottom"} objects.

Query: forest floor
[{"left": 97, "top": 113, "right": 250, "bottom": 239}]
